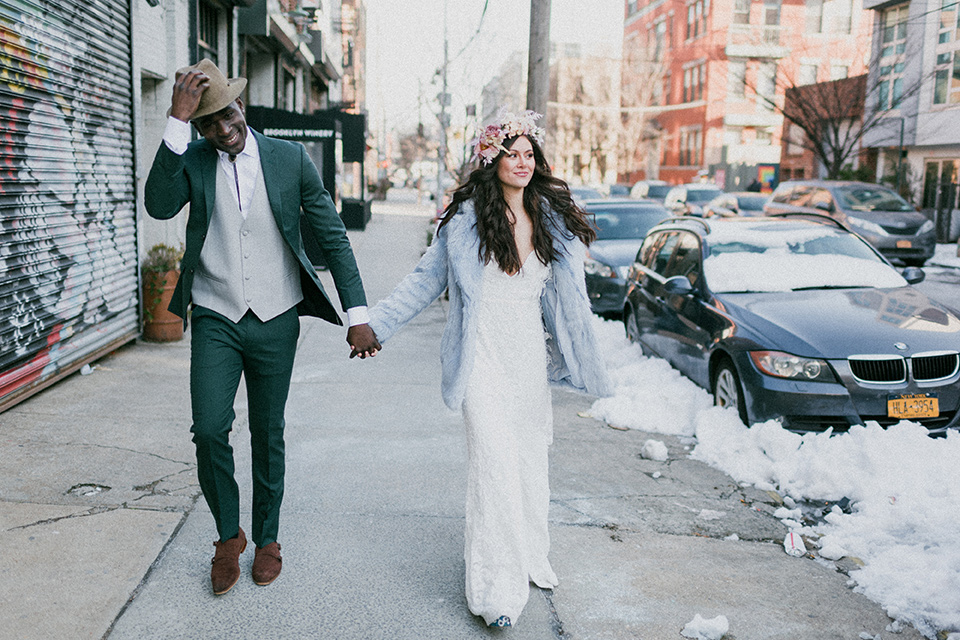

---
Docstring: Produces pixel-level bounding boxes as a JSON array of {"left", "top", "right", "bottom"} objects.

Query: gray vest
[{"left": 191, "top": 163, "right": 303, "bottom": 323}]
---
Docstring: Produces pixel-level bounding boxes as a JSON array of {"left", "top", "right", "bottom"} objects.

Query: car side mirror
[
  {"left": 663, "top": 275, "right": 695, "bottom": 295},
  {"left": 902, "top": 266, "right": 925, "bottom": 284}
]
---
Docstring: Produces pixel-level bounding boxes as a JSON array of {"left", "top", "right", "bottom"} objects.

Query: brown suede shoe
[
  {"left": 252, "top": 542, "right": 282, "bottom": 586},
  {"left": 210, "top": 528, "right": 247, "bottom": 595}
]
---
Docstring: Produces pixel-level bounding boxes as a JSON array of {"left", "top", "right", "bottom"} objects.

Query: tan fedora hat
[{"left": 172, "top": 58, "right": 247, "bottom": 121}]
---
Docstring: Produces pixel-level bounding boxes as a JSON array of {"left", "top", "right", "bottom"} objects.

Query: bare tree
[
  {"left": 617, "top": 31, "right": 668, "bottom": 182},
  {"left": 748, "top": 38, "right": 929, "bottom": 182}
]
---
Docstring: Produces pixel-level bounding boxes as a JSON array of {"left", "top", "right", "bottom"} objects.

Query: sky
[
  {"left": 364, "top": 0, "right": 625, "bottom": 136},
  {"left": 585, "top": 247, "right": 960, "bottom": 640}
]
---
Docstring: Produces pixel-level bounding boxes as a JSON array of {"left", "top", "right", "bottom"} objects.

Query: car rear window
[
  {"left": 686, "top": 188, "right": 723, "bottom": 202},
  {"left": 834, "top": 186, "right": 914, "bottom": 213},
  {"left": 589, "top": 206, "right": 669, "bottom": 240},
  {"left": 647, "top": 185, "right": 672, "bottom": 198}
]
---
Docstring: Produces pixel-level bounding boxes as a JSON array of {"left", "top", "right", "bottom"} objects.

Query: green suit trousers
[{"left": 189, "top": 305, "right": 300, "bottom": 547}]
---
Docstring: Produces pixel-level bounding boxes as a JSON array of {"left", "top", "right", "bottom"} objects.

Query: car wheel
[
  {"left": 624, "top": 306, "right": 639, "bottom": 343},
  {"left": 713, "top": 360, "right": 748, "bottom": 424}
]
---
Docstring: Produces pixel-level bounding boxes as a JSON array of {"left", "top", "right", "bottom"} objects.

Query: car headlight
[
  {"left": 846, "top": 217, "right": 888, "bottom": 236},
  {"left": 749, "top": 351, "right": 835, "bottom": 382},
  {"left": 584, "top": 258, "right": 616, "bottom": 278},
  {"left": 918, "top": 219, "right": 935, "bottom": 234}
]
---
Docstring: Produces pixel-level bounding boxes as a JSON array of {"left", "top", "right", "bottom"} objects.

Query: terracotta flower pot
[{"left": 142, "top": 269, "right": 183, "bottom": 342}]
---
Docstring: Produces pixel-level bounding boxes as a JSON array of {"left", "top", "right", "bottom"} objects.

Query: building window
[
  {"left": 923, "top": 160, "right": 960, "bottom": 210},
  {"left": 806, "top": 0, "right": 823, "bottom": 33},
  {"left": 787, "top": 123, "right": 805, "bottom": 155},
  {"left": 799, "top": 63, "right": 818, "bottom": 85},
  {"left": 733, "top": 0, "right": 750, "bottom": 24},
  {"left": 654, "top": 19, "right": 667, "bottom": 61},
  {"left": 628, "top": 0, "right": 638, "bottom": 15},
  {"left": 683, "top": 62, "right": 706, "bottom": 102},
  {"left": 728, "top": 59, "right": 746, "bottom": 99},
  {"left": 198, "top": 0, "right": 220, "bottom": 65},
  {"left": 934, "top": 0, "right": 960, "bottom": 104},
  {"left": 756, "top": 127, "right": 773, "bottom": 145},
  {"left": 830, "top": 64, "right": 849, "bottom": 80},
  {"left": 686, "top": 0, "right": 708, "bottom": 40},
  {"left": 680, "top": 128, "right": 703, "bottom": 166},
  {"left": 878, "top": 4, "right": 908, "bottom": 109},
  {"left": 757, "top": 61, "right": 777, "bottom": 110},
  {"left": 664, "top": 71, "right": 672, "bottom": 105},
  {"left": 724, "top": 125, "right": 744, "bottom": 146},
  {"left": 834, "top": 0, "right": 853, "bottom": 34},
  {"left": 763, "top": 0, "right": 781, "bottom": 43},
  {"left": 881, "top": 4, "right": 908, "bottom": 58}
]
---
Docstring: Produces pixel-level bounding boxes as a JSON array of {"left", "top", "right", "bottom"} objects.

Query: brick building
[{"left": 621, "top": 0, "right": 872, "bottom": 190}]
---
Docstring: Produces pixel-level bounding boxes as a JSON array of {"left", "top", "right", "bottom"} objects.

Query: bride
[{"left": 366, "top": 108, "right": 611, "bottom": 628}]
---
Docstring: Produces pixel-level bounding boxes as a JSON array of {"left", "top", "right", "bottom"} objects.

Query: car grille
[
  {"left": 848, "top": 356, "right": 906, "bottom": 383},
  {"left": 912, "top": 352, "right": 960, "bottom": 381},
  {"left": 848, "top": 352, "right": 960, "bottom": 383},
  {"left": 880, "top": 222, "right": 923, "bottom": 235}
]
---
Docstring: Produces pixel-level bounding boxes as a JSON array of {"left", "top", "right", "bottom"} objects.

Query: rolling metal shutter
[{"left": 0, "top": 0, "right": 137, "bottom": 411}]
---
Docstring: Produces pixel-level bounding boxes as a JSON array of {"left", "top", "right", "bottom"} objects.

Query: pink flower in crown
[{"left": 472, "top": 124, "right": 507, "bottom": 165}]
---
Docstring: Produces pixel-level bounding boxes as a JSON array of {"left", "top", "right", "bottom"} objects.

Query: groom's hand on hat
[{"left": 171, "top": 69, "right": 210, "bottom": 123}]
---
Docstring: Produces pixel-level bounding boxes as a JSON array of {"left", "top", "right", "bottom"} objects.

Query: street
[{"left": 0, "top": 189, "right": 940, "bottom": 639}]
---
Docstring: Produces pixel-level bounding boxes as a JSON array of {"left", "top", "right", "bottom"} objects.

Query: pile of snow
[
  {"left": 930, "top": 243, "right": 960, "bottom": 269},
  {"left": 589, "top": 317, "right": 960, "bottom": 639},
  {"left": 680, "top": 613, "right": 729, "bottom": 640}
]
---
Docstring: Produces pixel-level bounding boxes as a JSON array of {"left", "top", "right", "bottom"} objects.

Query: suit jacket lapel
[
  {"left": 253, "top": 131, "right": 286, "bottom": 229},
  {"left": 200, "top": 144, "right": 218, "bottom": 227}
]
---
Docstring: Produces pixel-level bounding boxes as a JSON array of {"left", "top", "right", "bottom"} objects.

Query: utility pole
[
  {"left": 435, "top": 0, "right": 450, "bottom": 216},
  {"left": 526, "top": 0, "right": 551, "bottom": 117}
]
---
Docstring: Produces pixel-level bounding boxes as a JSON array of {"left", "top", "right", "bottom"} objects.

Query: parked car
[
  {"left": 583, "top": 199, "right": 670, "bottom": 317},
  {"left": 570, "top": 185, "right": 605, "bottom": 203},
  {"left": 703, "top": 192, "right": 769, "bottom": 218},
  {"left": 663, "top": 183, "right": 724, "bottom": 216},
  {"left": 629, "top": 179, "right": 671, "bottom": 202},
  {"left": 763, "top": 180, "right": 936, "bottom": 266},
  {"left": 622, "top": 214, "right": 960, "bottom": 434},
  {"left": 607, "top": 183, "right": 632, "bottom": 197}
]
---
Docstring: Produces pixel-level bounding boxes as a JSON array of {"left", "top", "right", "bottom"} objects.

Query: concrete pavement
[{"left": 0, "top": 189, "right": 921, "bottom": 639}]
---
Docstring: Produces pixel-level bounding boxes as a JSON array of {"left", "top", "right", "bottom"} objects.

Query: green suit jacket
[{"left": 143, "top": 130, "right": 366, "bottom": 327}]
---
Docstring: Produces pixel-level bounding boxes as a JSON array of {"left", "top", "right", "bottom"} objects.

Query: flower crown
[{"left": 471, "top": 107, "right": 546, "bottom": 165}]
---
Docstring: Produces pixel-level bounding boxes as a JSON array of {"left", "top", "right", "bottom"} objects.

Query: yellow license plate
[
  {"left": 887, "top": 394, "right": 939, "bottom": 419},
  {"left": 896, "top": 240, "right": 913, "bottom": 248}
]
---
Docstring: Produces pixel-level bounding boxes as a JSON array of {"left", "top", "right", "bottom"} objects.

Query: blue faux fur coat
[{"left": 368, "top": 199, "right": 613, "bottom": 411}]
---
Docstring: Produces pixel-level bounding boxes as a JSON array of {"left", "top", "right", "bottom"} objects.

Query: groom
[{"left": 144, "top": 59, "right": 380, "bottom": 595}]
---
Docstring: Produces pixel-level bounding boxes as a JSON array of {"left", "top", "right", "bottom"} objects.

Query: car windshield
[
  {"left": 646, "top": 185, "right": 672, "bottom": 198},
  {"left": 703, "top": 223, "right": 908, "bottom": 293},
  {"left": 686, "top": 188, "right": 723, "bottom": 202},
  {"left": 589, "top": 205, "right": 669, "bottom": 240},
  {"left": 834, "top": 185, "right": 914, "bottom": 213},
  {"left": 571, "top": 187, "right": 603, "bottom": 200},
  {"left": 737, "top": 196, "right": 769, "bottom": 211}
]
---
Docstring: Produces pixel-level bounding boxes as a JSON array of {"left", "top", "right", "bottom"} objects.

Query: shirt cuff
[
  {"left": 346, "top": 306, "right": 370, "bottom": 327},
  {"left": 162, "top": 116, "right": 192, "bottom": 155}
]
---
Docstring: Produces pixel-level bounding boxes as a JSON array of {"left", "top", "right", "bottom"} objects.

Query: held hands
[
  {"left": 347, "top": 324, "right": 381, "bottom": 359},
  {"left": 170, "top": 69, "right": 210, "bottom": 122}
]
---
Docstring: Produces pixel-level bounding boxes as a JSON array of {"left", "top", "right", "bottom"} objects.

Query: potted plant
[{"left": 141, "top": 242, "right": 184, "bottom": 342}]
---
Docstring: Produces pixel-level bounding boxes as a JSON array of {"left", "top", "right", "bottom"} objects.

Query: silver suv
[{"left": 764, "top": 180, "right": 935, "bottom": 266}]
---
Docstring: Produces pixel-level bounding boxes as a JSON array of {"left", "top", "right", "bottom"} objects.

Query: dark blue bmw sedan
[{"left": 622, "top": 215, "right": 960, "bottom": 434}]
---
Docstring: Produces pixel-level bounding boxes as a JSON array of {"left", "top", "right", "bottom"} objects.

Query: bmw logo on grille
[{"left": 894, "top": 342, "right": 908, "bottom": 351}]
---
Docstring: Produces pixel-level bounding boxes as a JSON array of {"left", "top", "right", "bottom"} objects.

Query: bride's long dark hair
[{"left": 437, "top": 134, "right": 595, "bottom": 275}]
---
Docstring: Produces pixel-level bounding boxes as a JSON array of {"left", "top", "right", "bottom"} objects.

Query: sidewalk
[{"left": 0, "top": 189, "right": 920, "bottom": 640}]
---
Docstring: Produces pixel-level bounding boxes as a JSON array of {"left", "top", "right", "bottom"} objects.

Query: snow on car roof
[{"left": 702, "top": 221, "right": 907, "bottom": 293}]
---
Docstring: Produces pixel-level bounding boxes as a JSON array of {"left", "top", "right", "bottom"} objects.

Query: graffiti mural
[{"left": 0, "top": 0, "right": 137, "bottom": 409}]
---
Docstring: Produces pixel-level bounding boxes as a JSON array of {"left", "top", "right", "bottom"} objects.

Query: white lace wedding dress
[{"left": 462, "top": 253, "right": 558, "bottom": 626}]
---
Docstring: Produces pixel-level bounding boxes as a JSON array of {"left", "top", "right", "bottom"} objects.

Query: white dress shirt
[{"left": 162, "top": 117, "right": 369, "bottom": 326}]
